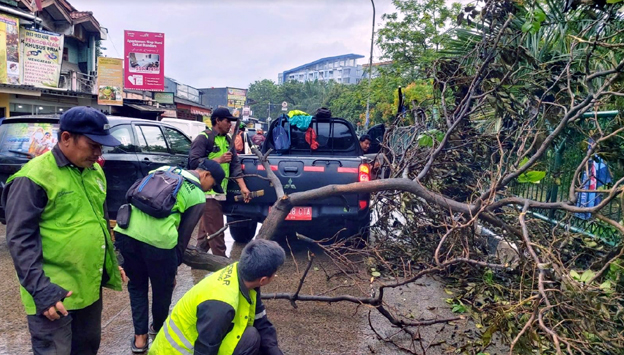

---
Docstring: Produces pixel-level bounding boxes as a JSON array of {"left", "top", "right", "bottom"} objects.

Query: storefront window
[
  {"left": 35, "top": 105, "right": 56, "bottom": 115},
  {"left": 10, "top": 103, "right": 32, "bottom": 117}
]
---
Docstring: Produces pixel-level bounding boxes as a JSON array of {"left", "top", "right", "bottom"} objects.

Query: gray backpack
[{"left": 125, "top": 167, "right": 200, "bottom": 219}]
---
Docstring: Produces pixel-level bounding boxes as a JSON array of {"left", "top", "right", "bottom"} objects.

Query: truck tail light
[
  {"left": 359, "top": 200, "right": 368, "bottom": 210},
  {"left": 359, "top": 164, "right": 370, "bottom": 182},
  {"left": 96, "top": 156, "right": 105, "bottom": 168}
]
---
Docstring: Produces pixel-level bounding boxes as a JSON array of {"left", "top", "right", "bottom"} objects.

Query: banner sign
[
  {"left": 153, "top": 92, "right": 174, "bottom": 104},
  {"left": 0, "top": 14, "right": 19, "bottom": 84},
  {"left": 227, "top": 87, "right": 246, "bottom": 109},
  {"left": 96, "top": 57, "right": 123, "bottom": 106},
  {"left": 124, "top": 30, "right": 164, "bottom": 91},
  {"left": 21, "top": 29, "right": 64, "bottom": 88}
]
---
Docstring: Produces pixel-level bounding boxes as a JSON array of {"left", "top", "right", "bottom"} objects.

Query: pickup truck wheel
[{"left": 228, "top": 216, "right": 257, "bottom": 244}]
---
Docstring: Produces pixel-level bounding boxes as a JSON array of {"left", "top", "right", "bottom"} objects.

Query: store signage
[
  {"left": 21, "top": 29, "right": 64, "bottom": 88},
  {"left": 0, "top": 14, "right": 19, "bottom": 84},
  {"left": 154, "top": 92, "right": 174, "bottom": 104},
  {"left": 96, "top": 57, "right": 123, "bottom": 106},
  {"left": 124, "top": 30, "right": 164, "bottom": 91}
]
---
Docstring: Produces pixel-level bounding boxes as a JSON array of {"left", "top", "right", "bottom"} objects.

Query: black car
[{"left": 0, "top": 115, "right": 192, "bottom": 222}]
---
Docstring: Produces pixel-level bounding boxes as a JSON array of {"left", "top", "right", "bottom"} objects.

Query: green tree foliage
[{"left": 377, "top": 0, "right": 461, "bottom": 79}]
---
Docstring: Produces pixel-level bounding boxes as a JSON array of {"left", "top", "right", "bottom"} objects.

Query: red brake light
[
  {"left": 359, "top": 164, "right": 370, "bottom": 182},
  {"left": 359, "top": 200, "right": 368, "bottom": 210}
]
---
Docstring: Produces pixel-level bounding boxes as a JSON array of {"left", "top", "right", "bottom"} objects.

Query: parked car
[
  {"left": 222, "top": 115, "right": 383, "bottom": 243},
  {"left": 0, "top": 115, "right": 192, "bottom": 223},
  {"left": 161, "top": 117, "right": 207, "bottom": 140}
]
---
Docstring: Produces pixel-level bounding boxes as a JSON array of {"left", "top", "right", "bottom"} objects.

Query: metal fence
[{"left": 510, "top": 112, "right": 622, "bottom": 245}]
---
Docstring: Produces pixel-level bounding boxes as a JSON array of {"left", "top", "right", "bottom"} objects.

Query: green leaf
[
  {"left": 313, "top": 267, "right": 319, "bottom": 271},
  {"left": 452, "top": 303, "right": 467, "bottom": 313},
  {"left": 530, "top": 22, "right": 541, "bottom": 34},
  {"left": 371, "top": 271, "right": 381, "bottom": 277},
  {"left": 417, "top": 134, "right": 434, "bottom": 147},
  {"left": 534, "top": 9, "right": 546, "bottom": 23},
  {"left": 607, "top": 0, "right": 623, "bottom": 4},
  {"left": 517, "top": 171, "right": 546, "bottom": 184},
  {"left": 570, "top": 270, "right": 581, "bottom": 281},
  {"left": 600, "top": 280, "right": 612, "bottom": 292},
  {"left": 518, "top": 157, "right": 530, "bottom": 168},
  {"left": 580, "top": 269, "right": 595, "bottom": 283},
  {"left": 521, "top": 21, "right": 533, "bottom": 33}
]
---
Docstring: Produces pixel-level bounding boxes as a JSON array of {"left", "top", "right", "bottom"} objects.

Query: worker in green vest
[
  {"left": 1, "top": 106, "right": 126, "bottom": 355},
  {"left": 188, "top": 107, "right": 251, "bottom": 256},
  {"left": 149, "top": 239, "right": 285, "bottom": 355},
  {"left": 113, "top": 160, "right": 225, "bottom": 353}
]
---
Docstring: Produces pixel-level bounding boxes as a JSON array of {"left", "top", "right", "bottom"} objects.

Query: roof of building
[
  {"left": 362, "top": 60, "right": 394, "bottom": 68},
  {"left": 282, "top": 54, "right": 364, "bottom": 78}
]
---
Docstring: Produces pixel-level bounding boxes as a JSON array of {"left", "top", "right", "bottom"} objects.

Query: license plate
[
  {"left": 286, "top": 207, "right": 312, "bottom": 221},
  {"left": 270, "top": 206, "right": 312, "bottom": 221}
]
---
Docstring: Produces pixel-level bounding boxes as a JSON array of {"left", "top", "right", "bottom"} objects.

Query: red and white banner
[{"left": 124, "top": 30, "right": 164, "bottom": 91}]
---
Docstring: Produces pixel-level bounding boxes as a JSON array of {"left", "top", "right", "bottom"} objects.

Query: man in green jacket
[
  {"left": 150, "top": 239, "right": 285, "bottom": 355},
  {"left": 2, "top": 106, "right": 125, "bottom": 355},
  {"left": 113, "top": 160, "right": 225, "bottom": 353},
  {"left": 188, "top": 107, "right": 251, "bottom": 256}
]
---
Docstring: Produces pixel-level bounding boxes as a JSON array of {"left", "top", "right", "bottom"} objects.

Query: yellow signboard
[
  {"left": 0, "top": 14, "right": 19, "bottom": 84},
  {"left": 97, "top": 57, "right": 123, "bottom": 106}
]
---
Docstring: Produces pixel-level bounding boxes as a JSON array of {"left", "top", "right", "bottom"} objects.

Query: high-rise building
[{"left": 278, "top": 54, "right": 364, "bottom": 85}]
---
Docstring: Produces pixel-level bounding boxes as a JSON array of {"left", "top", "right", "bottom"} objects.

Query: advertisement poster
[
  {"left": 154, "top": 92, "right": 174, "bottom": 104},
  {"left": 124, "top": 30, "right": 164, "bottom": 91},
  {"left": 21, "top": 29, "right": 64, "bottom": 88},
  {"left": 0, "top": 122, "right": 59, "bottom": 158},
  {"left": 97, "top": 57, "right": 123, "bottom": 106},
  {"left": 227, "top": 88, "right": 246, "bottom": 117},
  {"left": 0, "top": 14, "right": 19, "bottom": 84}
]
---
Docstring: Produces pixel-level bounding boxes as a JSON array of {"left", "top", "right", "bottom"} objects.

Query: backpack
[
  {"left": 272, "top": 114, "right": 291, "bottom": 152},
  {"left": 235, "top": 132, "right": 244, "bottom": 153},
  {"left": 126, "top": 167, "right": 201, "bottom": 218}
]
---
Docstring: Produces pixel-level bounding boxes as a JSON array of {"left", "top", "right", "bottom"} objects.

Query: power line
[{"left": 104, "top": 28, "right": 121, "bottom": 58}]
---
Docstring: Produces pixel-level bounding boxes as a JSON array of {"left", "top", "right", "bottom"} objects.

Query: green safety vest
[
  {"left": 149, "top": 262, "right": 256, "bottom": 355},
  {"left": 7, "top": 151, "right": 121, "bottom": 315},
  {"left": 113, "top": 166, "right": 205, "bottom": 249},
  {"left": 202, "top": 130, "right": 230, "bottom": 196}
]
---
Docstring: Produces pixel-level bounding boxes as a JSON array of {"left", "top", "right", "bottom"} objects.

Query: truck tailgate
[{"left": 225, "top": 155, "right": 367, "bottom": 218}]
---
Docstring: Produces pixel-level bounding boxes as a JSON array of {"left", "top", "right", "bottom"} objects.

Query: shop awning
[
  {"left": 177, "top": 103, "right": 211, "bottom": 116},
  {"left": 125, "top": 104, "right": 165, "bottom": 112},
  {"left": 0, "top": 84, "right": 41, "bottom": 97}
]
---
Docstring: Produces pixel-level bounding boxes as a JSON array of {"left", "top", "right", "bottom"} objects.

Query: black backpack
[{"left": 125, "top": 167, "right": 201, "bottom": 219}]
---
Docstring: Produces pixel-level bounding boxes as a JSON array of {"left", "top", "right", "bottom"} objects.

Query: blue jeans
[{"left": 115, "top": 233, "right": 178, "bottom": 335}]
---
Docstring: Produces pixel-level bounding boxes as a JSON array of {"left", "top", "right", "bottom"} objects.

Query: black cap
[
  {"left": 212, "top": 107, "right": 237, "bottom": 121},
  {"left": 59, "top": 107, "right": 121, "bottom": 147},
  {"left": 197, "top": 159, "right": 225, "bottom": 193}
]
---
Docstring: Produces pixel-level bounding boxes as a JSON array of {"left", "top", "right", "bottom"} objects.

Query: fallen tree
[{"left": 187, "top": 1, "right": 624, "bottom": 353}]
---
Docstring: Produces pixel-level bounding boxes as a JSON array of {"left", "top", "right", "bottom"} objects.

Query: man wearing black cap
[
  {"left": 188, "top": 107, "right": 251, "bottom": 256},
  {"left": 1, "top": 106, "right": 126, "bottom": 355},
  {"left": 113, "top": 160, "right": 224, "bottom": 353}
]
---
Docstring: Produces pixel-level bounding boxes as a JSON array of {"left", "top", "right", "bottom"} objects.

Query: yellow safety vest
[{"left": 149, "top": 263, "right": 256, "bottom": 355}]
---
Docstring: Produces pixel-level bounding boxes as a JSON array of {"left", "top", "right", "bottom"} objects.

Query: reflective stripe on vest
[{"left": 163, "top": 318, "right": 193, "bottom": 355}]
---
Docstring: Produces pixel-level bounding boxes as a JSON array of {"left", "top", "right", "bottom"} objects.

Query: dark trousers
[
  {"left": 196, "top": 199, "right": 227, "bottom": 256},
  {"left": 115, "top": 233, "right": 178, "bottom": 335},
  {"left": 233, "top": 327, "right": 261, "bottom": 355},
  {"left": 27, "top": 295, "right": 102, "bottom": 355}
]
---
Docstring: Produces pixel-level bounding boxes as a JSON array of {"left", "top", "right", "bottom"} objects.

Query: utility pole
[{"left": 364, "top": 0, "right": 375, "bottom": 130}]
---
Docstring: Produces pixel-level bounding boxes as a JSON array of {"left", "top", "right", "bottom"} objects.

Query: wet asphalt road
[{"left": 0, "top": 221, "right": 494, "bottom": 355}]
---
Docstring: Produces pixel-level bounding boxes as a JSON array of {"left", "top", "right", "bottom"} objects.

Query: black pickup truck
[{"left": 222, "top": 115, "right": 383, "bottom": 243}]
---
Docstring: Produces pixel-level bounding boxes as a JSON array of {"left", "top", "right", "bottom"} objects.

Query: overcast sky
[{"left": 71, "top": 0, "right": 468, "bottom": 90}]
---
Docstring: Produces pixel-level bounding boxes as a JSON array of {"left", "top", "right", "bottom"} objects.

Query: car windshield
[{"left": 0, "top": 121, "right": 59, "bottom": 159}]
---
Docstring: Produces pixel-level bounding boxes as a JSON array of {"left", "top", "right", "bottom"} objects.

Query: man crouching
[{"left": 150, "top": 239, "right": 285, "bottom": 355}]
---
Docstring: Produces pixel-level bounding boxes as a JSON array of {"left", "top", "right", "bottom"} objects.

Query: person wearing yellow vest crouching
[
  {"left": 188, "top": 107, "right": 251, "bottom": 257},
  {"left": 150, "top": 239, "right": 285, "bottom": 355},
  {"left": 1, "top": 106, "right": 126, "bottom": 355},
  {"left": 113, "top": 159, "right": 225, "bottom": 353}
]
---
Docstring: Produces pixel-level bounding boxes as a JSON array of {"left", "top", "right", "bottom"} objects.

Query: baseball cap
[
  {"left": 197, "top": 159, "right": 226, "bottom": 193},
  {"left": 59, "top": 107, "right": 121, "bottom": 147},
  {"left": 212, "top": 107, "right": 237, "bottom": 121}
]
